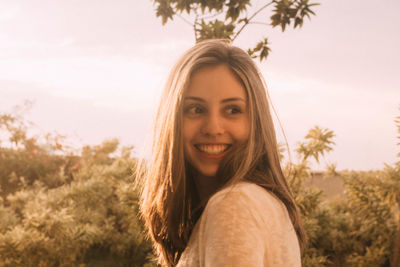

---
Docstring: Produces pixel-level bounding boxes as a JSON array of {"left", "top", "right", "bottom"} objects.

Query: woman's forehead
[{"left": 184, "top": 64, "right": 247, "bottom": 101}]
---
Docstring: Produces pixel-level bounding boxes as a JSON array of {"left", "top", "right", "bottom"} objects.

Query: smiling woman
[{"left": 137, "top": 39, "right": 305, "bottom": 267}]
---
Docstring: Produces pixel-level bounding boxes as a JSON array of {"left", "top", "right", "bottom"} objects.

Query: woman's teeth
[{"left": 196, "top": 144, "right": 229, "bottom": 155}]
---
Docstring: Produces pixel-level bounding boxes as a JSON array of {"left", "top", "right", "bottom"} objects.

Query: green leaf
[
  {"left": 155, "top": 0, "right": 175, "bottom": 25},
  {"left": 196, "top": 19, "right": 235, "bottom": 41},
  {"left": 294, "top": 17, "right": 303, "bottom": 28},
  {"left": 247, "top": 38, "right": 271, "bottom": 62}
]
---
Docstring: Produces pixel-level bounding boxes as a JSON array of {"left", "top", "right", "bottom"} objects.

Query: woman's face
[{"left": 182, "top": 64, "right": 250, "bottom": 177}]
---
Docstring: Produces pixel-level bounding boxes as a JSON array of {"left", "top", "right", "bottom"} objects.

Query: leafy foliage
[
  {"left": 284, "top": 122, "right": 400, "bottom": 266},
  {"left": 0, "top": 108, "right": 76, "bottom": 201},
  {"left": 296, "top": 126, "right": 335, "bottom": 164},
  {"left": 270, "top": 0, "right": 318, "bottom": 31},
  {"left": 152, "top": 0, "right": 319, "bottom": 61},
  {"left": 0, "top": 109, "right": 156, "bottom": 266},
  {"left": 247, "top": 38, "right": 271, "bottom": 61}
]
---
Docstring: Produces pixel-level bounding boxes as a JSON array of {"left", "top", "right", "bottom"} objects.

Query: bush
[
  {"left": 285, "top": 123, "right": 400, "bottom": 267},
  {"left": 0, "top": 109, "right": 156, "bottom": 266}
]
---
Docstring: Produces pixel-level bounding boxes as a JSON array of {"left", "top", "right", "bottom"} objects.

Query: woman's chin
[{"left": 197, "top": 167, "right": 218, "bottom": 178}]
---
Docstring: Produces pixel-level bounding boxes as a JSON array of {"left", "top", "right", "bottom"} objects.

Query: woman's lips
[{"left": 194, "top": 144, "right": 231, "bottom": 159}]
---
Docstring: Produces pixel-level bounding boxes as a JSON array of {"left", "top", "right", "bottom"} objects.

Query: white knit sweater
[{"left": 177, "top": 181, "right": 301, "bottom": 267}]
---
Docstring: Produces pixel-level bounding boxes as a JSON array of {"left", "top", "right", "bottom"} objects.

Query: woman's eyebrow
[
  {"left": 184, "top": 96, "right": 205, "bottom": 102},
  {"left": 184, "top": 96, "right": 246, "bottom": 103},
  {"left": 221, "top": 97, "right": 246, "bottom": 103}
]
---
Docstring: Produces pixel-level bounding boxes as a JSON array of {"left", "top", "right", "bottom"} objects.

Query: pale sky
[{"left": 0, "top": 0, "right": 399, "bottom": 170}]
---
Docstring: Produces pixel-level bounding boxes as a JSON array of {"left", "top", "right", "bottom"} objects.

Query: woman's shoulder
[
  {"left": 195, "top": 181, "right": 301, "bottom": 266},
  {"left": 203, "top": 181, "right": 293, "bottom": 230},
  {"left": 208, "top": 181, "right": 286, "bottom": 214}
]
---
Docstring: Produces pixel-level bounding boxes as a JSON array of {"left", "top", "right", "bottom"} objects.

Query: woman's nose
[{"left": 201, "top": 112, "right": 225, "bottom": 137}]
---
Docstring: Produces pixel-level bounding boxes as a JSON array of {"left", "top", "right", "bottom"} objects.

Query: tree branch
[
  {"left": 232, "top": 1, "right": 274, "bottom": 41},
  {"left": 249, "top": 21, "right": 270, "bottom": 26}
]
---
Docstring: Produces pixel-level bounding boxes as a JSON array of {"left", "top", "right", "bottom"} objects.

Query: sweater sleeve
[{"left": 198, "top": 186, "right": 267, "bottom": 267}]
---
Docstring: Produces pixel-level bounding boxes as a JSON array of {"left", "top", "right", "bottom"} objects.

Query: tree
[
  {"left": 296, "top": 126, "right": 335, "bottom": 164},
  {"left": 153, "top": 0, "right": 319, "bottom": 61},
  {"left": 0, "top": 104, "right": 73, "bottom": 200}
]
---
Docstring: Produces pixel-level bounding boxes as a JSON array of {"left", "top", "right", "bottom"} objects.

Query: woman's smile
[
  {"left": 195, "top": 144, "right": 231, "bottom": 154},
  {"left": 194, "top": 143, "right": 232, "bottom": 159}
]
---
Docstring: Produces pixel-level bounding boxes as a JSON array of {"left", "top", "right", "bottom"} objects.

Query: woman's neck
[{"left": 193, "top": 174, "right": 221, "bottom": 206}]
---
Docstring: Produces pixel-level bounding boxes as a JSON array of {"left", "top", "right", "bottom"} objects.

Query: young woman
[{"left": 137, "top": 39, "right": 306, "bottom": 267}]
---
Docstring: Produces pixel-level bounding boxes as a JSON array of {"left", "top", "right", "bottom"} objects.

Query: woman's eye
[
  {"left": 185, "top": 105, "right": 205, "bottom": 115},
  {"left": 226, "top": 107, "right": 242, "bottom": 114}
]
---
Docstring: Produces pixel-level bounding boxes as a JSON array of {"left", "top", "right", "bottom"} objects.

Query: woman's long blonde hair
[{"left": 137, "top": 39, "right": 306, "bottom": 267}]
